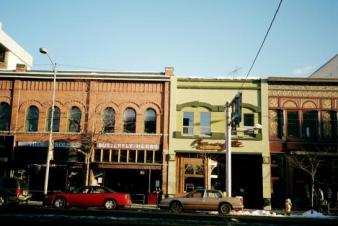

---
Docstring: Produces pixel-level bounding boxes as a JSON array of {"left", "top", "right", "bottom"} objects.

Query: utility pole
[
  {"left": 225, "top": 92, "right": 242, "bottom": 198},
  {"left": 225, "top": 101, "right": 232, "bottom": 197}
]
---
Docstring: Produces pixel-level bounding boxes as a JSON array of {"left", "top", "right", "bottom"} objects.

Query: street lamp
[{"left": 39, "top": 47, "right": 57, "bottom": 196}]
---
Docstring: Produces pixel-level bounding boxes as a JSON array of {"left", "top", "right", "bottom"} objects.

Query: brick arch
[
  {"left": 302, "top": 101, "right": 317, "bottom": 109},
  {"left": 42, "top": 101, "right": 64, "bottom": 114},
  {"left": 119, "top": 102, "right": 140, "bottom": 113},
  {"left": 139, "top": 102, "right": 162, "bottom": 115},
  {"left": 95, "top": 102, "right": 119, "bottom": 114},
  {"left": 64, "top": 100, "right": 87, "bottom": 114},
  {"left": 283, "top": 100, "right": 297, "bottom": 108},
  {"left": 0, "top": 97, "right": 11, "bottom": 104},
  {"left": 19, "top": 100, "right": 43, "bottom": 114}
]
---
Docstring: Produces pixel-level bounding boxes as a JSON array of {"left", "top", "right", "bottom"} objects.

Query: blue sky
[{"left": 1, "top": 0, "right": 338, "bottom": 77}]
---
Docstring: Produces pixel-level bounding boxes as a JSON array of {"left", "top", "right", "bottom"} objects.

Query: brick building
[{"left": 0, "top": 66, "right": 172, "bottom": 201}]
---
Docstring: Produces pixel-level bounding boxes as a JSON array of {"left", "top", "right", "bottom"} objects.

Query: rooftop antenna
[{"left": 227, "top": 67, "right": 242, "bottom": 79}]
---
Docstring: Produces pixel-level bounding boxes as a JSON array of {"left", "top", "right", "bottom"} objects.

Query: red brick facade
[{"left": 0, "top": 70, "right": 171, "bottom": 199}]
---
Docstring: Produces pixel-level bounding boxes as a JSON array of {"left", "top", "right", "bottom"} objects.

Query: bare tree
[{"left": 288, "top": 151, "right": 325, "bottom": 211}]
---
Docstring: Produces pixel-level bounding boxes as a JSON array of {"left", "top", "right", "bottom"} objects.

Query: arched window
[
  {"left": 123, "top": 108, "right": 136, "bottom": 133},
  {"left": 144, "top": 108, "right": 156, "bottom": 134},
  {"left": 103, "top": 107, "right": 115, "bottom": 133},
  {"left": 0, "top": 102, "right": 11, "bottom": 131},
  {"left": 26, "top": 106, "right": 39, "bottom": 132},
  {"left": 68, "top": 106, "right": 81, "bottom": 132},
  {"left": 46, "top": 106, "right": 60, "bottom": 132}
]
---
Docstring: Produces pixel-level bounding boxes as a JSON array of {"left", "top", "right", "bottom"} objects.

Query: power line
[{"left": 241, "top": 0, "right": 283, "bottom": 89}]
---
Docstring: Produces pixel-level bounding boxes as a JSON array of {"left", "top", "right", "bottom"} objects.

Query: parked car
[
  {"left": 159, "top": 189, "right": 244, "bottom": 215},
  {"left": 44, "top": 185, "right": 132, "bottom": 210},
  {"left": 0, "top": 177, "right": 32, "bottom": 207}
]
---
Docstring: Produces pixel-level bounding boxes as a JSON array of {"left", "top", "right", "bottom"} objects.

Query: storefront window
[
  {"left": 112, "top": 150, "right": 118, "bottom": 162},
  {"left": 94, "top": 149, "right": 101, "bottom": 162},
  {"left": 0, "top": 102, "right": 11, "bottom": 131},
  {"left": 120, "top": 150, "right": 127, "bottom": 162},
  {"left": 144, "top": 108, "right": 156, "bottom": 134},
  {"left": 26, "top": 106, "right": 39, "bottom": 132},
  {"left": 185, "top": 164, "right": 194, "bottom": 174},
  {"left": 129, "top": 150, "right": 136, "bottom": 163},
  {"left": 103, "top": 107, "right": 115, "bottom": 133},
  {"left": 46, "top": 106, "right": 60, "bottom": 132},
  {"left": 146, "top": 150, "right": 153, "bottom": 163},
  {"left": 155, "top": 151, "right": 162, "bottom": 163},
  {"left": 68, "top": 106, "right": 81, "bottom": 132},
  {"left": 103, "top": 149, "right": 110, "bottom": 162},
  {"left": 137, "top": 150, "right": 144, "bottom": 163},
  {"left": 195, "top": 165, "right": 204, "bottom": 175},
  {"left": 123, "top": 108, "right": 136, "bottom": 133}
]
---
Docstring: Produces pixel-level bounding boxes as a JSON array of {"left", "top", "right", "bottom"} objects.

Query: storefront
[
  {"left": 12, "top": 140, "right": 85, "bottom": 199},
  {"left": 90, "top": 142, "right": 163, "bottom": 203}
]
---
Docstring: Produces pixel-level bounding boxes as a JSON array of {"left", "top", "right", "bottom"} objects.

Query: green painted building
[{"left": 167, "top": 76, "right": 271, "bottom": 209}]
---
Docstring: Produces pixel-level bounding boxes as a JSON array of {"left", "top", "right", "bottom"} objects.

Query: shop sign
[
  {"left": 97, "top": 143, "right": 159, "bottom": 150},
  {"left": 97, "top": 163, "right": 161, "bottom": 170},
  {"left": 18, "top": 141, "right": 82, "bottom": 148}
]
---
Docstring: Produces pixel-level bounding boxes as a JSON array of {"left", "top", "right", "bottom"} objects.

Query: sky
[{"left": 1, "top": 0, "right": 338, "bottom": 77}]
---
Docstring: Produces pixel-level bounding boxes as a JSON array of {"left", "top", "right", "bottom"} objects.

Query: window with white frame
[
  {"left": 183, "top": 112, "right": 194, "bottom": 135},
  {"left": 200, "top": 112, "right": 211, "bottom": 136}
]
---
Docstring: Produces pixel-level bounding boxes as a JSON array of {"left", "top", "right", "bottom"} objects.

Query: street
[{"left": 0, "top": 202, "right": 337, "bottom": 226}]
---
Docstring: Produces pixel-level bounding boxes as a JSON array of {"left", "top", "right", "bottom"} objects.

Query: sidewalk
[{"left": 26, "top": 200, "right": 159, "bottom": 210}]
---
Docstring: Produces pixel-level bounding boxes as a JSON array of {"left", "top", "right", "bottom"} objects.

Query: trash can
[{"left": 148, "top": 192, "right": 157, "bottom": 204}]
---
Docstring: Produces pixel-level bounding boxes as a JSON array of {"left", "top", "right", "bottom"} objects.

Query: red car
[{"left": 44, "top": 186, "right": 132, "bottom": 210}]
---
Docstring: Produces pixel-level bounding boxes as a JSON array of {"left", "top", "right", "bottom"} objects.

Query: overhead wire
[{"left": 240, "top": 0, "right": 283, "bottom": 90}]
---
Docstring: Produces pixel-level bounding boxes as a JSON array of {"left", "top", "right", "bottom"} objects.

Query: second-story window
[
  {"left": 244, "top": 113, "right": 254, "bottom": 126},
  {"left": 123, "top": 108, "right": 136, "bottom": 133},
  {"left": 303, "top": 110, "right": 318, "bottom": 139},
  {"left": 68, "top": 106, "right": 81, "bottom": 132},
  {"left": 26, "top": 106, "right": 39, "bottom": 132},
  {"left": 200, "top": 112, "right": 211, "bottom": 136},
  {"left": 103, "top": 107, "right": 115, "bottom": 133},
  {"left": 46, "top": 106, "right": 60, "bottom": 132},
  {"left": 144, "top": 108, "right": 156, "bottom": 134},
  {"left": 0, "top": 102, "right": 11, "bottom": 131},
  {"left": 183, "top": 112, "right": 194, "bottom": 135},
  {"left": 287, "top": 111, "right": 299, "bottom": 136}
]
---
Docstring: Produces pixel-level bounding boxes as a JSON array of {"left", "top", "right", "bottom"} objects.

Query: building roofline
[
  {"left": 310, "top": 54, "right": 338, "bottom": 77},
  {"left": 0, "top": 70, "right": 171, "bottom": 81},
  {"left": 267, "top": 76, "right": 338, "bottom": 83}
]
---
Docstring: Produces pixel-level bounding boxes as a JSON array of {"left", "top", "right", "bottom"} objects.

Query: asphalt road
[{"left": 0, "top": 203, "right": 337, "bottom": 226}]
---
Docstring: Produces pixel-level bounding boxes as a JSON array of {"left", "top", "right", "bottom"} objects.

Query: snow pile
[
  {"left": 293, "top": 210, "right": 328, "bottom": 218},
  {"left": 231, "top": 210, "right": 283, "bottom": 216},
  {"left": 231, "top": 209, "right": 335, "bottom": 218}
]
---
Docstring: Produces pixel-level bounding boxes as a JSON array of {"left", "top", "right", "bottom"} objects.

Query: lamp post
[{"left": 39, "top": 47, "right": 57, "bottom": 196}]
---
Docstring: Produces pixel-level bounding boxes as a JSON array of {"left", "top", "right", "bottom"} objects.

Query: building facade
[
  {"left": 168, "top": 77, "right": 271, "bottom": 209},
  {"left": 0, "top": 67, "right": 172, "bottom": 201},
  {"left": 268, "top": 77, "right": 338, "bottom": 209},
  {"left": 0, "top": 23, "right": 33, "bottom": 70}
]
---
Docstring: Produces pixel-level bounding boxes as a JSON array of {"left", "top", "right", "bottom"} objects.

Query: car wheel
[
  {"left": 0, "top": 195, "right": 7, "bottom": 207},
  {"left": 104, "top": 199, "right": 117, "bottom": 210},
  {"left": 219, "top": 203, "right": 231, "bottom": 215},
  {"left": 53, "top": 197, "right": 66, "bottom": 208},
  {"left": 170, "top": 201, "right": 183, "bottom": 213}
]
